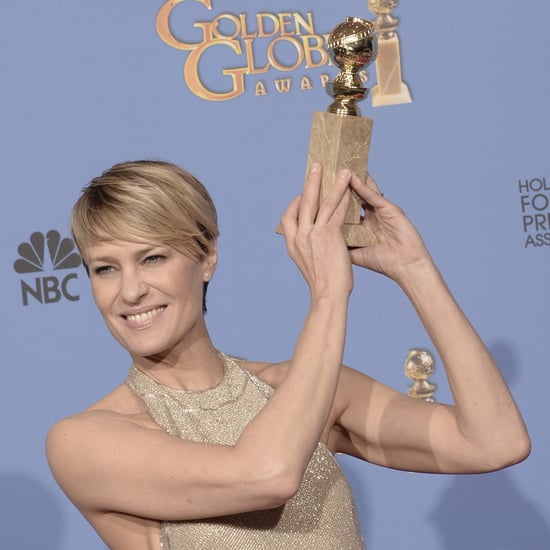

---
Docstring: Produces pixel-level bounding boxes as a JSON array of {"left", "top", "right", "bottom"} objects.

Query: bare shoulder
[
  {"left": 48, "top": 382, "right": 160, "bottom": 436},
  {"left": 46, "top": 409, "right": 128, "bottom": 475},
  {"left": 47, "top": 398, "right": 159, "bottom": 444},
  {"left": 45, "top": 386, "right": 168, "bottom": 547},
  {"left": 46, "top": 383, "right": 162, "bottom": 491},
  {"left": 235, "top": 357, "right": 290, "bottom": 389}
]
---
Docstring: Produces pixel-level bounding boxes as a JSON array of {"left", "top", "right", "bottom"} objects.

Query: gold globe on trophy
[{"left": 326, "top": 17, "right": 378, "bottom": 116}]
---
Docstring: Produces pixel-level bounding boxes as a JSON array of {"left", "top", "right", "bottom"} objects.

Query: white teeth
[{"left": 126, "top": 307, "right": 164, "bottom": 323}]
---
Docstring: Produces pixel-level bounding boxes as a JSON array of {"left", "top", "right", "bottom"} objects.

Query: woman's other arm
[{"left": 330, "top": 172, "right": 530, "bottom": 473}]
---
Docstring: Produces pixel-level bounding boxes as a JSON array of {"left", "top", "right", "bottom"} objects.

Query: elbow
[
  {"left": 249, "top": 457, "right": 303, "bottom": 509},
  {"left": 503, "top": 431, "right": 531, "bottom": 468},
  {"left": 263, "top": 468, "right": 303, "bottom": 508},
  {"left": 264, "top": 478, "right": 301, "bottom": 509},
  {"left": 496, "top": 422, "right": 532, "bottom": 470},
  {"left": 475, "top": 429, "right": 531, "bottom": 473}
]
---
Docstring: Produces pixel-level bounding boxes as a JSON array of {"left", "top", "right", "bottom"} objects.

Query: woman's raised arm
[{"left": 330, "top": 172, "right": 530, "bottom": 473}]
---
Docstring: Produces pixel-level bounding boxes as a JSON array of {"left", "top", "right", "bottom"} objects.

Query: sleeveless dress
[{"left": 126, "top": 352, "right": 365, "bottom": 550}]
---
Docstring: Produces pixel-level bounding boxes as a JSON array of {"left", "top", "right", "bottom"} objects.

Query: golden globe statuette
[
  {"left": 404, "top": 349, "right": 437, "bottom": 402},
  {"left": 368, "top": 0, "right": 412, "bottom": 106},
  {"left": 307, "top": 16, "right": 379, "bottom": 247}
]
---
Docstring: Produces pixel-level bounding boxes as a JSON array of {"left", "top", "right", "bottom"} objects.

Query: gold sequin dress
[{"left": 126, "top": 352, "right": 366, "bottom": 550}]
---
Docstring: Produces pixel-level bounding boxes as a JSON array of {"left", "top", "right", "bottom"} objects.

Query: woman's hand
[
  {"left": 280, "top": 163, "right": 354, "bottom": 301},
  {"left": 348, "top": 171, "right": 433, "bottom": 285}
]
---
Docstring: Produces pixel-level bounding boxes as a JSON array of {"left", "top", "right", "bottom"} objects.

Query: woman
[{"left": 46, "top": 160, "right": 530, "bottom": 549}]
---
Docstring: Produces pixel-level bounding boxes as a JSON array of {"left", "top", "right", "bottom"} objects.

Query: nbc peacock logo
[{"left": 13, "top": 230, "right": 82, "bottom": 306}]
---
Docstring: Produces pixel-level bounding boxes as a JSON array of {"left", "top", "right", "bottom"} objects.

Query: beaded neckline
[{"left": 127, "top": 351, "right": 271, "bottom": 412}]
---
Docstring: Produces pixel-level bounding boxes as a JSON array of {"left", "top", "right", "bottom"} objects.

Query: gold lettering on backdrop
[
  {"left": 156, "top": 0, "right": 212, "bottom": 50},
  {"left": 156, "top": 1, "right": 334, "bottom": 101},
  {"left": 255, "top": 81, "right": 267, "bottom": 96},
  {"left": 302, "top": 35, "right": 329, "bottom": 69},
  {"left": 183, "top": 40, "right": 248, "bottom": 101},
  {"left": 275, "top": 79, "right": 292, "bottom": 93},
  {"left": 300, "top": 76, "right": 313, "bottom": 90}
]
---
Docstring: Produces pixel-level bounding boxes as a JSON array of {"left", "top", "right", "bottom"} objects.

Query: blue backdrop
[{"left": 2, "top": 1, "right": 549, "bottom": 548}]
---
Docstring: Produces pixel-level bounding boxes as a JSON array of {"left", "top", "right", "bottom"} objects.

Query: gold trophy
[
  {"left": 368, "top": 0, "right": 412, "bottom": 106},
  {"left": 276, "top": 17, "right": 378, "bottom": 246},
  {"left": 404, "top": 349, "right": 437, "bottom": 402},
  {"left": 314, "top": 16, "right": 378, "bottom": 247}
]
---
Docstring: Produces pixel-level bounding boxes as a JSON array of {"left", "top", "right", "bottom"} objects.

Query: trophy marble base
[
  {"left": 276, "top": 111, "right": 377, "bottom": 247},
  {"left": 308, "top": 111, "right": 377, "bottom": 247}
]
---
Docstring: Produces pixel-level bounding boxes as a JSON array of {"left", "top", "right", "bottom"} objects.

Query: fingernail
[
  {"left": 310, "top": 162, "right": 321, "bottom": 172},
  {"left": 339, "top": 168, "right": 350, "bottom": 178}
]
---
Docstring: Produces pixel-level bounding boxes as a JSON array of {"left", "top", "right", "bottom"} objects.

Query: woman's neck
[{"left": 131, "top": 337, "right": 223, "bottom": 391}]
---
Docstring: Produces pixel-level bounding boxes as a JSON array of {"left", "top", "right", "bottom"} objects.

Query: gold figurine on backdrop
[
  {"left": 404, "top": 349, "right": 437, "bottom": 402},
  {"left": 368, "top": 0, "right": 412, "bottom": 106}
]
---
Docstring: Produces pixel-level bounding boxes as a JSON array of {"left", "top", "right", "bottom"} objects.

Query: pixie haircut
[
  {"left": 71, "top": 160, "right": 219, "bottom": 261},
  {"left": 71, "top": 160, "right": 219, "bottom": 312}
]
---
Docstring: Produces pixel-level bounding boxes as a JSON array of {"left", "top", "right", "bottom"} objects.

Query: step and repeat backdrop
[{"left": 1, "top": 1, "right": 549, "bottom": 548}]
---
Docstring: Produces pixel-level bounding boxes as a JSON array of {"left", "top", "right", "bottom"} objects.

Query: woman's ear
[{"left": 202, "top": 241, "right": 218, "bottom": 281}]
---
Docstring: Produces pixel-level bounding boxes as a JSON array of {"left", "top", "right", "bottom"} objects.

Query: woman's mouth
[{"left": 123, "top": 306, "right": 166, "bottom": 328}]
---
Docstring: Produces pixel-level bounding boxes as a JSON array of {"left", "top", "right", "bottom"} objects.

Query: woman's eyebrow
[{"left": 87, "top": 244, "right": 163, "bottom": 264}]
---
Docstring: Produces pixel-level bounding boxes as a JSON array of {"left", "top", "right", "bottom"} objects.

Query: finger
[
  {"left": 350, "top": 171, "right": 387, "bottom": 208},
  {"left": 365, "top": 173, "right": 383, "bottom": 195},
  {"left": 315, "top": 168, "right": 352, "bottom": 226},
  {"left": 299, "top": 162, "right": 323, "bottom": 225},
  {"left": 280, "top": 194, "right": 302, "bottom": 235},
  {"left": 330, "top": 186, "right": 351, "bottom": 227}
]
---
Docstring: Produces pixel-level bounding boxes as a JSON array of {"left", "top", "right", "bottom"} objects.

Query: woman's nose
[{"left": 119, "top": 269, "right": 148, "bottom": 304}]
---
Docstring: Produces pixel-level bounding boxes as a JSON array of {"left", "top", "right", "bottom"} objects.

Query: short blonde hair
[{"left": 72, "top": 160, "right": 219, "bottom": 262}]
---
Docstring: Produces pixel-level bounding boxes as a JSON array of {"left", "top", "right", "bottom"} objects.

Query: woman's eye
[
  {"left": 93, "top": 265, "right": 113, "bottom": 275},
  {"left": 144, "top": 255, "right": 165, "bottom": 264}
]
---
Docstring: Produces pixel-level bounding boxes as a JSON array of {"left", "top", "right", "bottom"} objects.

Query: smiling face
[
  {"left": 85, "top": 239, "right": 217, "bottom": 362},
  {"left": 71, "top": 161, "right": 220, "bottom": 366}
]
